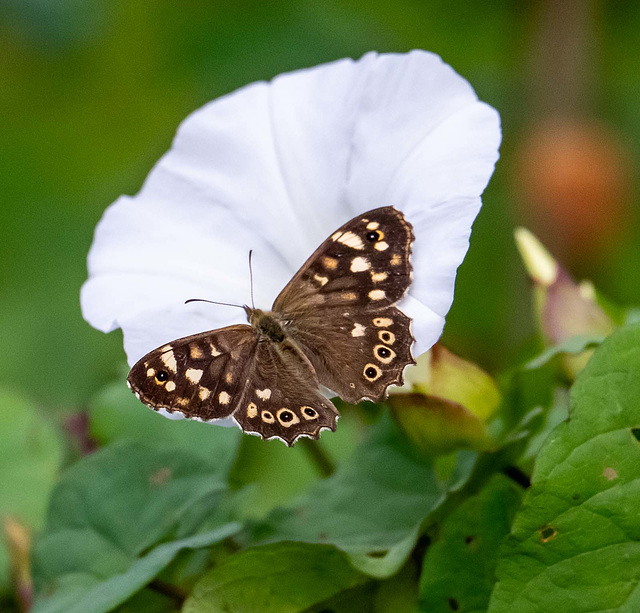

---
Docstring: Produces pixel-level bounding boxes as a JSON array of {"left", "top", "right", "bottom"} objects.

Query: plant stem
[
  {"left": 299, "top": 438, "right": 335, "bottom": 477},
  {"left": 147, "top": 579, "right": 188, "bottom": 605}
]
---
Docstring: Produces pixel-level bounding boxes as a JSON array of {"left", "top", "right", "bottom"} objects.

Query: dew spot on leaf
[{"left": 603, "top": 466, "right": 618, "bottom": 481}]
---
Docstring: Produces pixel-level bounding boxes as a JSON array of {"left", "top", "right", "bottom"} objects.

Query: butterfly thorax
[{"left": 245, "top": 307, "right": 286, "bottom": 343}]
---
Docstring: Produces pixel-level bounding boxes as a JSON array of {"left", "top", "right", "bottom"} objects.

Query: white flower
[{"left": 81, "top": 50, "right": 500, "bottom": 395}]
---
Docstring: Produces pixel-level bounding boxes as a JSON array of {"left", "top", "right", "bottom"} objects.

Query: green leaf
[
  {"left": 251, "top": 413, "right": 474, "bottom": 578},
  {"left": 32, "top": 442, "right": 239, "bottom": 613},
  {"left": 489, "top": 323, "right": 640, "bottom": 612},
  {"left": 0, "top": 388, "right": 64, "bottom": 588},
  {"left": 89, "top": 380, "right": 241, "bottom": 473},
  {"left": 419, "top": 476, "right": 522, "bottom": 612},
  {"left": 34, "top": 525, "right": 240, "bottom": 613},
  {"left": 524, "top": 334, "right": 605, "bottom": 370},
  {"left": 183, "top": 542, "right": 366, "bottom": 613}
]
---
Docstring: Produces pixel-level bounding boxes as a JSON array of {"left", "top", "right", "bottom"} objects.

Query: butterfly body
[{"left": 128, "top": 207, "right": 415, "bottom": 445}]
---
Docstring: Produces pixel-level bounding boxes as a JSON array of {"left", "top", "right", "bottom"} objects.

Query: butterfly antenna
[
  {"left": 248, "top": 249, "right": 256, "bottom": 310},
  {"left": 185, "top": 298, "right": 245, "bottom": 310}
]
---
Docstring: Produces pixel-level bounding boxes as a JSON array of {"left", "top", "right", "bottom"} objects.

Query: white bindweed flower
[{"left": 81, "top": 50, "right": 500, "bottom": 419}]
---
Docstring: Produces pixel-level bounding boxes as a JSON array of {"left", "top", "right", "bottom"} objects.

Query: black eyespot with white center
[
  {"left": 374, "top": 345, "right": 396, "bottom": 364},
  {"left": 364, "top": 363, "right": 382, "bottom": 381},
  {"left": 366, "top": 230, "right": 381, "bottom": 242},
  {"left": 277, "top": 408, "right": 300, "bottom": 427},
  {"left": 156, "top": 371, "right": 169, "bottom": 382},
  {"left": 302, "top": 406, "right": 318, "bottom": 420}
]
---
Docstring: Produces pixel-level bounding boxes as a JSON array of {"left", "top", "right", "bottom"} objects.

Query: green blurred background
[{"left": 1, "top": 0, "right": 639, "bottom": 416}]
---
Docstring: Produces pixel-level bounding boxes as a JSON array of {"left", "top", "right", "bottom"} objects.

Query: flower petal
[{"left": 82, "top": 50, "right": 500, "bottom": 368}]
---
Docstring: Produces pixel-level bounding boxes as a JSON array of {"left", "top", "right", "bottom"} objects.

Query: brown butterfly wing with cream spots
[
  {"left": 128, "top": 206, "right": 414, "bottom": 445},
  {"left": 233, "top": 339, "right": 339, "bottom": 445},
  {"left": 272, "top": 206, "right": 415, "bottom": 403},
  {"left": 127, "top": 326, "right": 258, "bottom": 421},
  {"left": 128, "top": 325, "right": 338, "bottom": 446}
]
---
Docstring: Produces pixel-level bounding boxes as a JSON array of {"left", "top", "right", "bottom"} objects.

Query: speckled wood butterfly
[{"left": 127, "top": 206, "right": 415, "bottom": 445}]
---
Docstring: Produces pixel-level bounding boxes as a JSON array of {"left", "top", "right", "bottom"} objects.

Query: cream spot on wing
[
  {"left": 199, "top": 387, "right": 211, "bottom": 400},
  {"left": 323, "top": 256, "right": 338, "bottom": 270},
  {"left": 218, "top": 391, "right": 231, "bottom": 405},
  {"left": 126, "top": 380, "right": 132, "bottom": 389},
  {"left": 379, "top": 330, "right": 396, "bottom": 344},
  {"left": 331, "top": 231, "right": 342, "bottom": 241},
  {"left": 209, "top": 343, "right": 222, "bottom": 357},
  {"left": 261, "top": 410, "right": 275, "bottom": 424},
  {"left": 341, "top": 291, "right": 358, "bottom": 301},
  {"left": 390, "top": 253, "right": 402, "bottom": 266},
  {"left": 185, "top": 368, "right": 203, "bottom": 384},
  {"left": 247, "top": 402, "right": 258, "bottom": 418},
  {"left": 256, "top": 388, "right": 272, "bottom": 400},
  {"left": 351, "top": 323, "right": 366, "bottom": 337},
  {"left": 369, "top": 289, "right": 386, "bottom": 301},
  {"left": 190, "top": 345, "right": 204, "bottom": 359},
  {"left": 373, "top": 317, "right": 393, "bottom": 327},
  {"left": 301, "top": 406, "right": 318, "bottom": 420},
  {"left": 337, "top": 231, "right": 364, "bottom": 250},
  {"left": 350, "top": 256, "right": 370, "bottom": 272},
  {"left": 175, "top": 397, "right": 190, "bottom": 407},
  {"left": 160, "top": 344, "right": 172, "bottom": 352},
  {"left": 371, "top": 271, "right": 388, "bottom": 282},
  {"left": 146, "top": 368, "right": 156, "bottom": 377},
  {"left": 277, "top": 408, "right": 300, "bottom": 427},
  {"left": 161, "top": 351, "right": 177, "bottom": 373},
  {"left": 374, "top": 344, "right": 396, "bottom": 364},
  {"left": 313, "top": 274, "right": 329, "bottom": 286},
  {"left": 165, "top": 381, "right": 176, "bottom": 392},
  {"left": 366, "top": 221, "right": 380, "bottom": 230},
  {"left": 374, "top": 241, "right": 389, "bottom": 251},
  {"left": 225, "top": 372, "right": 233, "bottom": 384}
]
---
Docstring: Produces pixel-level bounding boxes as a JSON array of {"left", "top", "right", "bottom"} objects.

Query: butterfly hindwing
[
  {"left": 232, "top": 340, "right": 339, "bottom": 446},
  {"left": 287, "top": 306, "right": 414, "bottom": 404},
  {"left": 273, "top": 207, "right": 415, "bottom": 403},
  {"left": 127, "top": 325, "right": 257, "bottom": 421}
]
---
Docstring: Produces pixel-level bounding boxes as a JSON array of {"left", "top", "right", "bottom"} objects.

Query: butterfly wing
[
  {"left": 128, "top": 325, "right": 338, "bottom": 445},
  {"left": 127, "top": 325, "right": 258, "bottom": 421},
  {"left": 272, "top": 206, "right": 415, "bottom": 404},
  {"left": 232, "top": 339, "right": 339, "bottom": 446}
]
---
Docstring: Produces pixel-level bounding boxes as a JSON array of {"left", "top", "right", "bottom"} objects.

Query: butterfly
[{"left": 127, "top": 206, "right": 415, "bottom": 446}]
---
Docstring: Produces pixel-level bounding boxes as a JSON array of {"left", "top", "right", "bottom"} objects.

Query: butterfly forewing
[
  {"left": 273, "top": 207, "right": 415, "bottom": 403},
  {"left": 127, "top": 325, "right": 257, "bottom": 421},
  {"left": 273, "top": 207, "right": 413, "bottom": 314}
]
